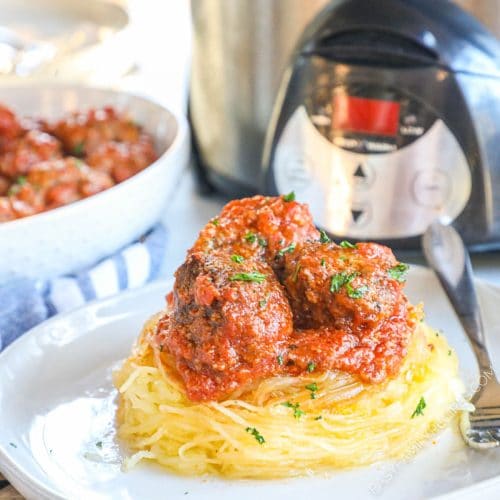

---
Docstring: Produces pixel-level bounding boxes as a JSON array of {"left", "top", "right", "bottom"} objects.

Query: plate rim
[{"left": 1, "top": 268, "right": 500, "bottom": 499}]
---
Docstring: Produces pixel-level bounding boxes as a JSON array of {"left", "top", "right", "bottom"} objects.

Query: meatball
[
  {"left": 51, "top": 106, "right": 143, "bottom": 156},
  {"left": 281, "top": 240, "right": 407, "bottom": 332},
  {"left": 6, "top": 183, "right": 44, "bottom": 218},
  {"left": 27, "top": 158, "right": 114, "bottom": 209},
  {"left": 190, "top": 195, "right": 319, "bottom": 263},
  {"left": 0, "top": 175, "right": 9, "bottom": 196},
  {"left": 86, "top": 136, "right": 157, "bottom": 183},
  {"left": 157, "top": 251, "right": 293, "bottom": 401},
  {"left": 0, "top": 129, "right": 61, "bottom": 178},
  {"left": 0, "top": 104, "right": 22, "bottom": 144},
  {"left": 0, "top": 197, "right": 16, "bottom": 222}
]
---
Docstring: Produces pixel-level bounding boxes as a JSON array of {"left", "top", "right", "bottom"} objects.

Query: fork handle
[{"left": 422, "top": 221, "right": 495, "bottom": 377}]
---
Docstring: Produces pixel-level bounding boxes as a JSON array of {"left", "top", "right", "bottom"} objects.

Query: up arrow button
[
  {"left": 354, "top": 164, "right": 366, "bottom": 178},
  {"left": 352, "top": 162, "right": 374, "bottom": 188}
]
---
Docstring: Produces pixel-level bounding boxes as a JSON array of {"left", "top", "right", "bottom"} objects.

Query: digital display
[{"left": 332, "top": 95, "right": 400, "bottom": 137}]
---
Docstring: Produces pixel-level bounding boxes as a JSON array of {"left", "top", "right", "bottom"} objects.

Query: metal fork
[{"left": 422, "top": 220, "right": 500, "bottom": 449}]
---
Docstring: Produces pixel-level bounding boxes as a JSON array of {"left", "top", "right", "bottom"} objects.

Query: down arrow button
[{"left": 351, "top": 209, "right": 364, "bottom": 223}]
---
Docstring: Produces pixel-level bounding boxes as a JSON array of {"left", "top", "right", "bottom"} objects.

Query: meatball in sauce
[
  {"left": 156, "top": 196, "right": 417, "bottom": 402},
  {"left": 0, "top": 103, "right": 157, "bottom": 222},
  {"left": 157, "top": 251, "right": 293, "bottom": 401}
]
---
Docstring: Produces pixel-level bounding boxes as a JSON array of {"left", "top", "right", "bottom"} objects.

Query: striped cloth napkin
[{"left": 0, "top": 225, "right": 168, "bottom": 351}]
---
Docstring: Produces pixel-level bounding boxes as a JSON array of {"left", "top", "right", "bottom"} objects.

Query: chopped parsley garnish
[
  {"left": 306, "top": 361, "right": 316, "bottom": 373},
  {"left": 314, "top": 416, "right": 323, "bottom": 421},
  {"left": 330, "top": 272, "right": 358, "bottom": 293},
  {"left": 277, "top": 242, "right": 296, "bottom": 256},
  {"left": 16, "top": 175, "right": 27, "bottom": 186},
  {"left": 291, "top": 263, "right": 301, "bottom": 282},
  {"left": 73, "top": 141, "right": 85, "bottom": 156},
  {"left": 411, "top": 397, "right": 426, "bottom": 418},
  {"left": 230, "top": 272, "right": 266, "bottom": 283},
  {"left": 320, "top": 258, "right": 326, "bottom": 267},
  {"left": 96, "top": 441, "right": 103, "bottom": 449},
  {"left": 231, "top": 254, "right": 244, "bottom": 263},
  {"left": 282, "top": 191, "right": 296, "bottom": 202},
  {"left": 282, "top": 401, "right": 305, "bottom": 419},
  {"left": 319, "top": 230, "right": 330, "bottom": 243},
  {"left": 259, "top": 298, "right": 267, "bottom": 308},
  {"left": 246, "top": 427, "right": 265, "bottom": 444},
  {"left": 339, "top": 240, "right": 356, "bottom": 249},
  {"left": 258, "top": 237, "right": 267, "bottom": 247},
  {"left": 345, "top": 283, "right": 368, "bottom": 299},
  {"left": 277, "top": 354, "right": 284, "bottom": 365},
  {"left": 244, "top": 232, "right": 257, "bottom": 243},
  {"left": 305, "top": 382, "right": 318, "bottom": 399},
  {"left": 448, "top": 349, "right": 452, "bottom": 356},
  {"left": 388, "top": 263, "right": 409, "bottom": 282},
  {"left": 211, "top": 218, "right": 219, "bottom": 226}
]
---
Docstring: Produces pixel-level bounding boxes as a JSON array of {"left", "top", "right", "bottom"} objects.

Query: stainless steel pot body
[
  {"left": 190, "top": 0, "right": 328, "bottom": 193},
  {"left": 190, "top": 0, "right": 499, "bottom": 195}
]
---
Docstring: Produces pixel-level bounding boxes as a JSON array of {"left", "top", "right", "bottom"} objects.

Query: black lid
[{"left": 299, "top": 0, "right": 500, "bottom": 77}]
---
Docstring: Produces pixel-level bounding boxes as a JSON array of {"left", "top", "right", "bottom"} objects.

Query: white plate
[{"left": 1, "top": 267, "right": 500, "bottom": 500}]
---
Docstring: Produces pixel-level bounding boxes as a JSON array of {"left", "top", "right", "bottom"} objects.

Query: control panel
[{"left": 273, "top": 85, "right": 472, "bottom": 239}]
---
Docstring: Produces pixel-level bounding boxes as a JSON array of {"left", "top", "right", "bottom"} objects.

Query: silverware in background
[{"left": 422, "top": 220, "right": 500, "bottom": 449}]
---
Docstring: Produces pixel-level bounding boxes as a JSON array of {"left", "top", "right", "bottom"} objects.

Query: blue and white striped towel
[{"left": 0, "top": 225, "right": 168, "bottom": 351}]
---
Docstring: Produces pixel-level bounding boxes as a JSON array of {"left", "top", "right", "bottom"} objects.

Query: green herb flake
[
  {"left": 16, "top": 175, "right": 27, "bottom": 186},
  {"left": 96, "top": 441, "right": 103, "bottom": 449},
  {"left": 320, "top": 258, "right": 326, "bottom": 267},
  {"left": 230, "top": 272, "right": 266, "bottom": 283},
  {"left": 388, "top": 263, "right": 409, "bottom": 282},
  {"left": 212, "top": 218, "right": 219, "bottom": 226},
  {"left": 259, "top": 298, "right": 267, "bottom": 308},
  {"left": 319, "top": 230, "right": 330, "bottom": 243},
  {"left": 306, "top": 361, "right": 316, "bottom": 373},
  {"left": 9, "top": 442, "right": 17, "bottom": 448},
  {"left": 448, "top": 349, "right": 452, "bottom": 356},
  {"left": 305, "top": 382, "right": 318, "bottom": 399},
  {"left": 411, "top": 397, "right": 426, "bottom": 418},
  {"left": 258, "top": 237, "right": 268, "bottom": 247},
  {"left": 231, "top": 254, "right": 244, "bottom": 263},
  {"left": 244, "top": 232, "right": 257, "bottom": 244},
  {"left": 277, "top": 242, "right": 296, "bottom": 256},
  {"left": 314, "top": 416, "right": 323, "bottom": 421},
  {"left": 246, "top": 426, "right": 265, "bottom": 444},
  {"left": 73, "top": 141, "right": 85, "bottom": 156},
  {"left": 282, "top": 191, "right": 296, "bottom": 202},
  {"left": 282, "top": 401, "right": 305, "bottom": 419},
  {"left": 330, "top": 271, "right": 358, "bottom": 293},
  {"left": 346, "top": 283, "right": 368, "bottom": 299},
  {"left": 339, "top": 240, "right": 356, "bottom": 249},
  {"left": 277, "top": 354, "right": 284, "bottom": 365},
  {"left": 291, "top": 263, "right": 301, "bottom": 283}
]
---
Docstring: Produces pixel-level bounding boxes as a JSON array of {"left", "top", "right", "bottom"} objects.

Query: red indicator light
[{"left": 332, "top": 94, "right": 400, "bottom": 137}]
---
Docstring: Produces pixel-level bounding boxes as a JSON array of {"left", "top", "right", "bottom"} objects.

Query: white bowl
[{"left": 0, "top": 85, "right": 190, "bottom": 282}]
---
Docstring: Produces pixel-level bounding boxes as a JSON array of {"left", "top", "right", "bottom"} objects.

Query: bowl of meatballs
[{"left": 0, "top": 85, "right": 189, "bottom": 281}]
